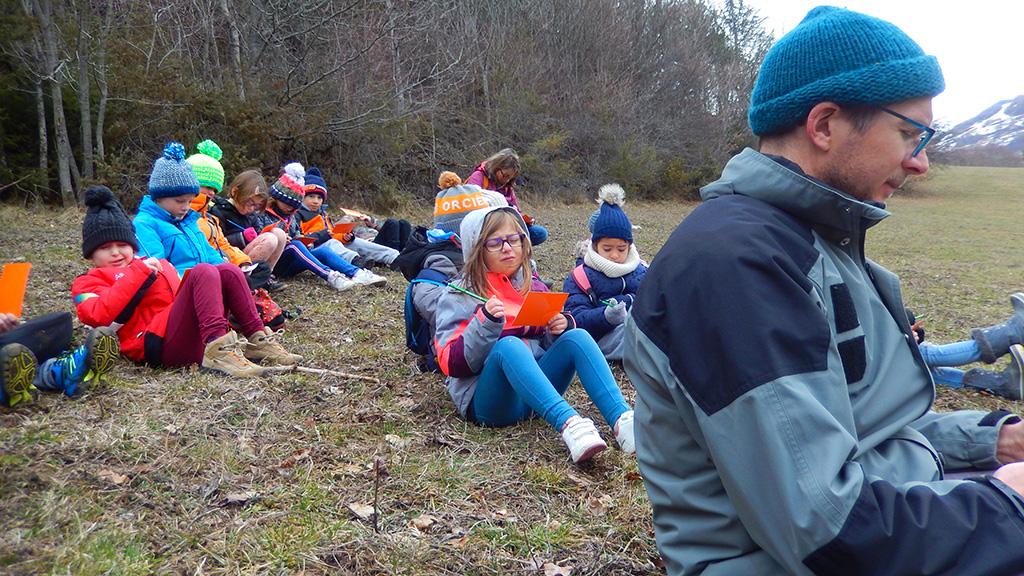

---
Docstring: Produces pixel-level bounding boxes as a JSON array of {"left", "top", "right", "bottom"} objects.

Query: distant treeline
[{"left": 0, "top": 0, "right": 772, "bottom": 211}]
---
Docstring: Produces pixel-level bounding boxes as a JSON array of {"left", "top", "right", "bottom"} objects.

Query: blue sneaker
[
  {"left": 48, "top": 327, "right": 119, "bottom": 398},
  {"left": 1, "top": 343, "right": 39, "bottom": 408}
]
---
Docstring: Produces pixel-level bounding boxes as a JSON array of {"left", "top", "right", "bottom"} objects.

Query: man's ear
[{"left": 804, "top": 102, "right": 842, "bottom": 152}]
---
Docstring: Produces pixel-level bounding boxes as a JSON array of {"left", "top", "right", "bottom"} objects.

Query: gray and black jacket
[{"left": 625, "top": 148, "right": 1024, "bottom": 575}]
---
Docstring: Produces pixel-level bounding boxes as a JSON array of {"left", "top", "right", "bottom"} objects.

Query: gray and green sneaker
[{"left": 1, "top": 343, "right": 39, "bottom": 408}]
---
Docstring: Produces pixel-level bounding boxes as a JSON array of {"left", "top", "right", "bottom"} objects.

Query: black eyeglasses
[
  {"left": 483, "top": 233, "right": 525, "bottom": 252},
  {"left": 878, "top": 107, "right": 935, "bottom": 158}
]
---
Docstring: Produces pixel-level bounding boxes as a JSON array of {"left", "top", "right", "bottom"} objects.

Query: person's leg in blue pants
[
  {"left": 930, "top": 366, "right": 966, "bottom": 389},
  {"left": 471, "top": 329, "right": 630, "bottom": 431},
  {"left": 311, "top": 244, "right": 360, "bottom": 277},
  {"left": 919, "top": 341, "right": 981, "bottom": 367},
  {"left": 919, "top": 341, "right": 981, "bottom": 389},
  {"left": 274, "top": 240, "right": 332, "bottom": 279}
]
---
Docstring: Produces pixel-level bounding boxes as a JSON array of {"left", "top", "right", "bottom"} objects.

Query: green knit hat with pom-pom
[{"left": 185, "top": 139, "right": 225, "bottom": 192}]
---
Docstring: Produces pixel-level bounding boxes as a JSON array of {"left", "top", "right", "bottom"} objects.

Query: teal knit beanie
[{"left": 748, "top": 6, "right": 944, "bottom": 136}]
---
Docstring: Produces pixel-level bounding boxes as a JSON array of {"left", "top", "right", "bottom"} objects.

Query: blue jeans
[
  {"left": 274, "top": 240, "right": 359, "bottom": 279},
  {"left": 930, "top": 367, "right": 966, "bottom": 389},
  {"left": 528, "top": 224, "right": 548, "bottom": 247},
  {"left": 920, "top": 341, "right": 980, "bottom": 389},
  {"left": 470, "top": 329, "right": 630, "bottom": 431}
]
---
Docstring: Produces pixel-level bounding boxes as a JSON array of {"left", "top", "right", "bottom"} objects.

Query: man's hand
[
  {"left": 0, "top": 313, "right": 18, "bottom": 334},
  {"left": 993, "top": 462, "right": 1024, "bottom": 494},
  {"left": 548, "top": 313, "right": 568, "bottom": 335},
  {"left": 996, "top": 420, "right": 1024, "bottom": 464},
  {"left": 484, "top": 296, "right": 505, "bottom": 320}
]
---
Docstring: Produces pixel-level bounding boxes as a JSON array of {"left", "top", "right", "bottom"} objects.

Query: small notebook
[{"left": 508, "top": 291, "right": 568, "bottom": 328}]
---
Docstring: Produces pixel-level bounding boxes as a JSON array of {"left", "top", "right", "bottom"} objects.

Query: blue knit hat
[
  {"left": 303, "top": 167, "right": 328, "bottom": 199},
  {"left": 591, "top": 183, "right": 632, "bottom": 242},
  {"left": 148, "top": 142, "right": 200, "bottom": 198},
  {"left": 748, "top": 6, "right": 944, "bottom": 136}
]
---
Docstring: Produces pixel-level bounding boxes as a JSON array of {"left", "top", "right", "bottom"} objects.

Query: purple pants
[{"left": 160, "top": 263, "right": 264, "bottom": 367}]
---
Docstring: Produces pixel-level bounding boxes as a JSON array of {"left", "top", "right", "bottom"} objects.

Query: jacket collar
[{"left": 699, "top": 148, "right": 890, "bottom": 244}]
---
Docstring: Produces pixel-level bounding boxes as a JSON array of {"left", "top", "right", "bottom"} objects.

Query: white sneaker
[
  {"left": 352, "top": 268, "right": 387, "bottom": 287},
  {"left": 561, "top": 416, "right": 607, "bottom": 463},
  {"left": 327, "top": 271, "right": 356, "bottom": 292},
  {"left": 614, "top": 410, "right": 635, "bottom": 454}
]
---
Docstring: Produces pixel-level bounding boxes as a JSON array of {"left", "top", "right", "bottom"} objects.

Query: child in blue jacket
[
  {"left": 562, "top": 184, "right": 647, "bottom": 361},
  {"left": 133, "top": 142, "right": 225, "bottom": 273}
]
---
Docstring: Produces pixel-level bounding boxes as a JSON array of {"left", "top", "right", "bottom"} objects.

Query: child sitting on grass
[
  {"left": 296, "top": 167, "right": 400, "bottom": 268},
  {"left": 393, "top": 174, "right": 493, "bottom": 371},
  {"left": 185, "top": 139, "right": 280, "bottom": 292},
  {"left": 0, "top": 311, "right": 118, "bottom": 406},
  {"left": 209, "top": 169, "right": 290, "bottom": 287},
  {"left": 133, "top": 142, "right": 225, "bottom": 273},
  {"left": 72, "top": 186, "right": 300, "bottom": 377},
  {"left": 433, "top": 206, "right": 635, "bottom": 464},
  {"left": 563, "top": 184, "right": 647, "bottom": 361},
  {"left": 255, "top": 163, "right": 387, "bottom": 291}
]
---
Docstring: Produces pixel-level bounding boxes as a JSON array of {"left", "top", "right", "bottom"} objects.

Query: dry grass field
[{"left": 2, "top": 164, "right": 1024, "bottom": 574}]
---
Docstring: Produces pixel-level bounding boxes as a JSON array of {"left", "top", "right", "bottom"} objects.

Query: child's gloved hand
[
  {"left": 243, "top": 227, "right": 258, "bottom": 243},
  {"left": 604, "top": 300, "right": 628, "bottom": 325}
]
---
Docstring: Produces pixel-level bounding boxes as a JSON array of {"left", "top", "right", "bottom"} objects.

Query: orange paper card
[
  {"left": 508, "top": 291, "right": 568, "bottom": 328},
  {"left": 261, "top": 223, "right": 278, "bottom": 234},
  {"left": 297, "top": 236, "right": 316, "bottom": 247},
  {"left": 0, "top": 263, "right": 31, "bottom": 317},
  {"left": 332, "top": 222, "right": 356, "bottom": 236}
]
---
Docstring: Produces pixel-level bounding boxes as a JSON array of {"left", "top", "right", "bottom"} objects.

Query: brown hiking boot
[
  {"left": 202, "top": 331, "right": 266, "bottom": 377},
  {"left": 244, "top": 331, "right": 302, "bottom": 366}
]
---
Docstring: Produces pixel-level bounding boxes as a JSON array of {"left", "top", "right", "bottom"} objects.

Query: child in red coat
[{"left": 71, "top": 186, "right": 300, "bottom": 376}]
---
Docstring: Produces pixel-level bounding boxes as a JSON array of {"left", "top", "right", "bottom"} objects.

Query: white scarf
[{"left": 583, "top": 244, "right": 641, "bottom": 278}]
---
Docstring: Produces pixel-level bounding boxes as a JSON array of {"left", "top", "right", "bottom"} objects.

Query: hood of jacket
[
  {"left": 189, "top": 194, "right": 211, "bottom": 216},
  {"left": 458, "top": 206, "right": 528, "bottom": 263},
  {"left": 700, "top": 148, "right": 890, "bottom": 245}
]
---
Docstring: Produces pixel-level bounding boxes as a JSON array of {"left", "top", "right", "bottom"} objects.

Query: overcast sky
[{"left": 739, "top": 1, "right": 1024, "bottom": 126}]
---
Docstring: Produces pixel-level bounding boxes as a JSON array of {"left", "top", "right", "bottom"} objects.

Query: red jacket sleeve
[{"left": 72, "top": 260, "right": 159, "bottom": 328}]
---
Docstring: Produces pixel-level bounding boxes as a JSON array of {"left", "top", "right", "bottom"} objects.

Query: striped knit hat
[
  {"left": 269, "top": 162, "right": 306, "bottom": 209},
  {"left": 303, "top": 167, "right": 328, "bottom": 199},
  {"left": 185, "top": 139, "right": 225, "bottom": 192},
  {"left": 433, "top": 183, "right": 489, "bottom": 234},
  {"left": 748, "top": 6, "right": 944, "bottom": 136},
  {"left": 148, "top": 142, "right": 200, "bottom": 199}
]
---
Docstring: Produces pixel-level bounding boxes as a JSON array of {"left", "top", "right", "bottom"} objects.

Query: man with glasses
[{"left": 625, "top": 6, "right": 1024, "bottom": 575}]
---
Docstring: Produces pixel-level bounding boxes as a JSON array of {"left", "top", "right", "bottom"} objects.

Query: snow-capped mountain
[{"left": 937, "top": 95, "right": 1024, "bottom": 152}]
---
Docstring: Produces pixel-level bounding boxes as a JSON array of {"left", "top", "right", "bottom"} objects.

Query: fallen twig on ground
[{"left": 263, "top": 365, "right": 380, "bottom": 383}]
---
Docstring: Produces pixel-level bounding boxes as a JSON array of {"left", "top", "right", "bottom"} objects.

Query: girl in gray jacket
[{"left": 433, "top": 206, "right": 634, "bottom": 464}]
